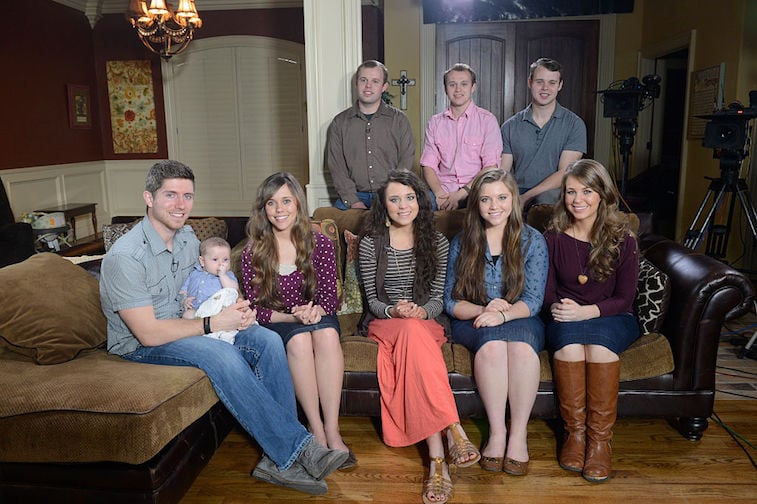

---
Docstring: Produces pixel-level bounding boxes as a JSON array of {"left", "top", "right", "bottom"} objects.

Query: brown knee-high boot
[
  {"left": 583, "top": 361, "right": 620, "bottom": 482},
  {"left": 553, "top": 359, "right": 586, "bottom": 472}
]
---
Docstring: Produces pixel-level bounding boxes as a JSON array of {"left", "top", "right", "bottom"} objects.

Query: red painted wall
[
  {"left": 1, "top": 3, "right": 384, "bottom": 170},
  {"left": 0, "top": 0, "right": 102, "bottom": 170}
]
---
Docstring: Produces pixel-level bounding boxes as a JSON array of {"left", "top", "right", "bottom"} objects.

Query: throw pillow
[
  {"left": 311, "top": 219, "right": 343, "bottom": 299},
  {"left": 188, "top": 217, "right": 228, "bottom": 242},
  {"left": 102, "top": 220, "right": 140, "bottom": 251},
  {"left": 338, "top": 230, "right": 364, "bottom": 315},
  {"left": 634, "top": 257, "right": 671, "bottom": 334},
  {"left": 0, "top": 253, "right": 107, "bottom": 364}
]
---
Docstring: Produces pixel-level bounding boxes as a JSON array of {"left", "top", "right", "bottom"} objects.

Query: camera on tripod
[
  {"left": 683, "top": 90, "right": 757, "bottom": 260},
  {"left": 700, "top": 91, "right": 757, "bottom": 153},
  {"left": 597, "top": 74, "right": 662, "bottom": 198},
  {"left": 600, "top": 75, "right": 662, "bottom": 119}
]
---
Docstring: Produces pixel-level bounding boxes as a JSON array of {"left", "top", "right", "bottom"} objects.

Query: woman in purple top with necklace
[
  {"left": 543, "top": 159, "right": 639, "bottom": 483},
  {"left": 241, "top": 172, "right": 356, "bottom": 470}
]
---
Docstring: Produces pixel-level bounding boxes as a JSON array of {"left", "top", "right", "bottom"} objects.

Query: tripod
[
  {"left": 614, "top": 117, "right": 637, "bottom": 199},
  {"left": 683, "top": 151, "right": 757, "bottom": 260}
]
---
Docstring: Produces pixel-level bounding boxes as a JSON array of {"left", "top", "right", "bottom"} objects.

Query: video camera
[
  {"left": 599, "top": 75, "right": 662, "bottom": 119},
  {"left": 698, "top": 90, "right": 757, "bottom": 151}
]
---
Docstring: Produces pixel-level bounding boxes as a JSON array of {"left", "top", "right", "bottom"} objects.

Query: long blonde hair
[
  {"left": 245, "top": 172, "right": 316, "bottom": 310},
  {"left": 452, "top": 169, "right": 526, "bottom": 304},
  {"left": 548, "top": 159, "right": 635, "bottom": 282}
]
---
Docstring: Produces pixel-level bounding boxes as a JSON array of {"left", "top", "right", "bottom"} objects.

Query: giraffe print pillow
[{"left": 634, "top": 257, "right": 671, "bottom": 334}]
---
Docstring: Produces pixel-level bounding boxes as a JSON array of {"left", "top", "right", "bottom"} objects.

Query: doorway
[{"left": 626, "top": 48, "right": 688, "bottom": 239}]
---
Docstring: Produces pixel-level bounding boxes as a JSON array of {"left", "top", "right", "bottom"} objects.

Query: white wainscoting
[
  {"left": 2, "top": 162, "right": 107, "bottom": 238},
  {"left": 1, "top": 160, "right": 261, "bottom": 235}
]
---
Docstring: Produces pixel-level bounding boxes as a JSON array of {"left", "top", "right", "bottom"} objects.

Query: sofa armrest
[{"left": 641, "top": 235, "right": 754, "bottom": 391}]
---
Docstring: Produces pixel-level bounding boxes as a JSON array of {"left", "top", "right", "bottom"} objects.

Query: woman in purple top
[
  {"left": 543, "top": 159, "right": 639, "bottom": 483},
  {"left": 241, "top": 172, "right": 355, "bottom": 470}
]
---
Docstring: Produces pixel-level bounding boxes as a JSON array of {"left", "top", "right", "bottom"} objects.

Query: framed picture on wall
[{"left": 67, "top": 84, "right": 91, "bottom": 129}]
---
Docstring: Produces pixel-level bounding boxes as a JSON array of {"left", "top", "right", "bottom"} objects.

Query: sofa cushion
[
  {"left": 0, "top": 346, "right": 218, "bottom": 464},
  {"left": 338, "top": 230, "right": 364, "bottom": 315},
  {"left": 103, "top": 220, "right": 139, "bottom": 251},
  {"left": 188, "top": 217, "right": 228, "bottom": 242},
  {"left": 0, "top": 253, "right": 106, "bottom": 364},
  {"left": 635, "top": 256, "right": 671, "bottom": 334},
  {"left": 104, "top": 217, "right": 229, "bottom": 252},
  {"left": 342, "top": 332, "right": 674, "bottom": 383}
]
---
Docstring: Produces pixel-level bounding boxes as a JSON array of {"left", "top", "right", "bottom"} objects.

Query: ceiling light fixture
[{"left": 126, "top": 0, "right": 202, "bottom": 60}]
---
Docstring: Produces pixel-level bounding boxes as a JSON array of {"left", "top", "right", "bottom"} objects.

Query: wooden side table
[{"left": 35, "top": 203, "right": 97, "bottom": 243}]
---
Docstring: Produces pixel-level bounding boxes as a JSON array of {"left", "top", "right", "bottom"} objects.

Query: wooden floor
[
  {"left": 184, "top": 312, "right": 757, "bottom": 502},
  {"left": 182, "top": 400, "right": 757, "bottom": 503}
]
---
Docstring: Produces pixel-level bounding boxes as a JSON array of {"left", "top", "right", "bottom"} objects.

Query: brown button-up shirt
[{"left": 326, "top": 100, "right": 415, "bottom": 206}]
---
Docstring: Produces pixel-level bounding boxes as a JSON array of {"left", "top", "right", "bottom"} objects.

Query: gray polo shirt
[
  {"left": 100, "top": 217, "right": 199, "bottom": 356},
  {"left": 501, "top": 102, "right": 587, "bottom": 190}
]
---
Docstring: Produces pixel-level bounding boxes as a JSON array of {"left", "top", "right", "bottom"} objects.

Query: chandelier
[{"left": 126, "top": 1, "right": 202, "bottom": 60}]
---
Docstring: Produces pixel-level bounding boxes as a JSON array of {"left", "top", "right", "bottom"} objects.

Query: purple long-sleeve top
[
  {"left": 240, "top": 231, "right": 339, "bottom": 324},
  {"left": 543, "top": 231, "right": 639, "bottom": 317}
]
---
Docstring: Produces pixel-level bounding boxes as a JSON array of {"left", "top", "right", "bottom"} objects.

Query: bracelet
[
  {"left": 499, "top": 310, "right": 508, "bottom": 323},
  {"left": 203, "top": 316, "right": 212, "bottom": 334},
  {"left": 384, "top": 305, "right": 393, "bottom": 318},
  {"left": 461, "top": 185, "right": 470, "bottom": 193}
]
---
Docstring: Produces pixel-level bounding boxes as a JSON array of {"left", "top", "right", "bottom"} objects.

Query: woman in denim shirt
[{"left": 444, "top": 169, "right": 548, "bottom": 476}]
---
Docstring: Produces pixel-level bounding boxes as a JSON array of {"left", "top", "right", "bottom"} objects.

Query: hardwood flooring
[
  {"left": 183, "top": 313, "right": 757, "bottom": 502},
  {"left": 183, "top": 400, "right": 757, "bottom": 503}
]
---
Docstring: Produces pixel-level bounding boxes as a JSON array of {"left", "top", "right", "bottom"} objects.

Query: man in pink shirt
[{"left": 420, "top": 63, "right": 502, "bottom": 210}]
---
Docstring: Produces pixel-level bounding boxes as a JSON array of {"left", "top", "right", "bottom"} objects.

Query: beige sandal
[
  {"left": 446, "top": 422, "right": 481, "bottom": 468},
  {"left": 422, "top": 456, "right": 453, "bottom": 504}
]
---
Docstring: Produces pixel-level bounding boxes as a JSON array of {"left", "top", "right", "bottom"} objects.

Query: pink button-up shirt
[{"left": 419, "top": 101, "right": 502, "bottom": 193}]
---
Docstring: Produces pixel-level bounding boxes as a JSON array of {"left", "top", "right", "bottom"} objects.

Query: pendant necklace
[
  {"left": 390, "top": 246, "right": 414, "bottom": 300},
  {"left": 569, "top": 229, "right": 589, "bottom": 285}
]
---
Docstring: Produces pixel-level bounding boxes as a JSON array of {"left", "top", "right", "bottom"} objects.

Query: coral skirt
[{"left": 368, "top": 317, "right": 459, "bottom": 447}]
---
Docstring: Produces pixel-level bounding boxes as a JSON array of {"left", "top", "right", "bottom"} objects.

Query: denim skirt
[
  {"left": 450, "top": 315, "right": 545, "bottom": 354},
  {"left": 263, "top": 314, "right": 341, "bottom": 346},
  {"left": 546, "top": 312, "right": 639, "bottom": 355}
]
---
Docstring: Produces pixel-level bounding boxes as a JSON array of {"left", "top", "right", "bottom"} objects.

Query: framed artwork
[{"left": 67, "top": 84, "right": 92, "bottom": 129}]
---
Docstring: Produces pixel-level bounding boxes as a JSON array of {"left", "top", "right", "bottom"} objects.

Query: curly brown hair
[
  {"left": 244, "top": 172, "right": 315, "bottom": 311},
  {"left": 547, "top": 159, "right": 635, "bottom": 282},
  {"left": 360, "top": 170, "right": 439, "bottom": 290},
  {"left": 452, "top": 169, "right": 526, "bottom": 304}
]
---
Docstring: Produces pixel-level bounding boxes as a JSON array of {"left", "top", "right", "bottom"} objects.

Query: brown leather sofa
[{"left": 312, "top": 206, "right": 755, "bottom": 441}]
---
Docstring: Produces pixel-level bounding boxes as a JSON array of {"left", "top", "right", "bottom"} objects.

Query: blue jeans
[
  {"left": 123, "top": 325, "right": 312, "bottom": 470},
  {"left": 334, "top": 191, "right": 376, "bottom": 210}
]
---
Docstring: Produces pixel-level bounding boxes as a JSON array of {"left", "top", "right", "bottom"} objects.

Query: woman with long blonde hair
[
  {"left": 241, "top": 172, "right": 355, "bottom": 470},
  {"left": 444, "top": 168, "right": 548, "bottom": 476},
  {"left": 544, "top": 159, "right": 639, "bottom": 482}
]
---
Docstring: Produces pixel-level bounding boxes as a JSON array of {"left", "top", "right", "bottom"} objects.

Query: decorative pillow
[
  {"left": 188, "top": 217, "right": 228, "bottom": 242},
  {"left": 311, "top": 219, "right": 343, "bottom": 298},
  {"left": 0, "top": 253, "right": 107, "bottom": 364},
  {"left": 102, "top": 220, "right": 140, "bottom": 251},
  {"left": 338, "top": 230, "right": 364, "bottom": 315},
  {"left": 634, "top": 257, "right": 671, "bottom": 334}
]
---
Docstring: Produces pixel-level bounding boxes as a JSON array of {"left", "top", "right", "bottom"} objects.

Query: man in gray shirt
[
  {"left": 100, "top": 161, "right": 347, "bottom": 495},
  {"left": 327, "top": 60, "right": 415, "bottom": 209},
  {"left": 501, "top": 58, "right": 587, "bottom": 207}
]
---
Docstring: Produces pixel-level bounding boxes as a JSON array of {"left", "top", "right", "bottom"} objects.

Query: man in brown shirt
[{"left": 326, "top": 60, "right": 415, "bottom": 209}]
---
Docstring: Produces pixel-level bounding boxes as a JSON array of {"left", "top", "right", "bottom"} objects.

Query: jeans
[
  {"left": 123, "top": 325, "right": 312, "bottom": 470},
  {"left": 334, "top": 191, "right": 376, "bottom": 210}
]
